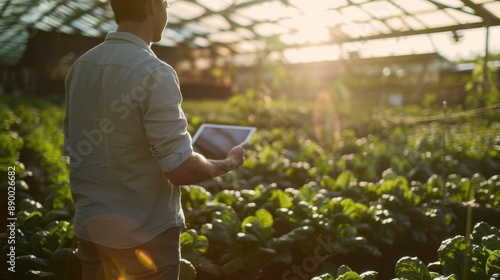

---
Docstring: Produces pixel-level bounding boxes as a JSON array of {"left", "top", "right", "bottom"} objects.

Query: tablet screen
[{"left": 192, "top": 124, "right": 256, "bottom": 160}]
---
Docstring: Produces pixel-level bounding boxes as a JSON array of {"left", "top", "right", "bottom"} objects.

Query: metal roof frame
[{"left": 1, "top": 0, "right": 499, "bottom": 66}]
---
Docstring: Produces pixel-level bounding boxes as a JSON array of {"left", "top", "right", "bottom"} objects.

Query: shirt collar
[{"left": 105, "top": 32, "right": 156, "bottom": 57}]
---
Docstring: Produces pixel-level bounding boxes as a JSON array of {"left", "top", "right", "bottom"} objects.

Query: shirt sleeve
[{"left": 142, "top": 65, "right": 193, "bottom": 173}]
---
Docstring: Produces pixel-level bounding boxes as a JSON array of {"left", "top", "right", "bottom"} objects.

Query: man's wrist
[
  {"left": 225, "top": 159, "right": 237, "bottom": 172},
  {"left": 207, "top": 159, "right": 232, "bottom": 178}
]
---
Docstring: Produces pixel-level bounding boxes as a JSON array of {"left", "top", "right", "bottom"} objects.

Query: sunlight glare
[
  {"left": 357, "top": 36, "right": 435, "bottom": 57},
  {"left": 289, "top": 0, "right": 347, "bottom": 13},
  {"left": 260, "top": 0, "right": 499, "bottom": 63},
  {"left": 340, "top": 5, "right": 371, "bottom": 21},
  {"left": 361, "top": 1, "right": 403, "bottom": 19},
  {"left": 284, "top": 46, "right": 341, "bottom": 63},
  {"left": 134, "top": 249, "right": 158, "bottom": 272},
  {"left": 237, "top": 2, "right": 300, "bottom": 22},
  {"left": 280, "top": 13, "right": 335, "bottom": 44}
]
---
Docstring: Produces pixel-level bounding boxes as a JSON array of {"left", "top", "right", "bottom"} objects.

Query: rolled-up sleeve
[{"left": 142, "top": 65, "right": 193, "bottom": 173}]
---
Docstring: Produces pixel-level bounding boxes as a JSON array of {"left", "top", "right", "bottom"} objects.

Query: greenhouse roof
[{"left": 1, "top": 0, "right": 500, "bottom": 66}]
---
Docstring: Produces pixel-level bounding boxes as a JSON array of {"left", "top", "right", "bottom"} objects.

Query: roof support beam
[
  {"left": 427, "top": 0, "right": 476, "bottom": 16},
  {"left": 459, "top": 0, "right": 500, "bottom": 26},
  {"left": 56, "top": 1, "right": 111, "bottom": 34}
]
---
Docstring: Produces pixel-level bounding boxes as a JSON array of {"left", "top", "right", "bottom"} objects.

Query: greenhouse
[{"left": 1, "top": 0, "right": 500, "bottom": 280}]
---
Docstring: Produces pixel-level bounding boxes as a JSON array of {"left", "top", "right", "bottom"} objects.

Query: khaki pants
[{"left": 77, "top": 227, "right": 181, "bottom": 280}]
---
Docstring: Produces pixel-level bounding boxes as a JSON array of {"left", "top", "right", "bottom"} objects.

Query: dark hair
[{"left": 109, "top": 0, "right": 149, "bottom": 23}]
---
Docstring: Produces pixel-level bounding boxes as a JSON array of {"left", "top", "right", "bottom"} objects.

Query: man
[{"left": 62, "top": 0, "right": 247, "bottom": 279}]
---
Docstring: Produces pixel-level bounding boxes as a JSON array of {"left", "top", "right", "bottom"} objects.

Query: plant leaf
[
  {"left": 487, "top": 251, "right": 500, "bottom": 277},
  {"left": 180, "top": 258, "right": 197, "bottom": 280},
  {"left": 359, "top": 271, "right": 378, "bottom": 280},
  {"left": 338, "top": 271, "right": 363, "bottom": 280},
  {"left": 395, "top": 256, "right": 431, "bottom": 280},
  {"left": 255, "top": 208, "right": 273, "bottom": 229},
  {"left": 472, "top": 222, "right": 500, "bottom": 246},
  {"left": 337, "top": 265, "right": 353, "bottom": 277},
  {"left": 312, "top": 273, "right": 336, "bottom": 280},
  {"left": 438, "top": 236, "right": 466, "bottom": 276},
  {"left": 483, "top": 235, "right": 500, "bottom": 251},
  {"left": 335, "top": 171, "right": 354, "bottom": 189}
]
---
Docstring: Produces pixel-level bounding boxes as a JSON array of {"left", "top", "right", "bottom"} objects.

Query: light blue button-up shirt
[{"left": 63, "top": 32, "right": 192, "bottom": 249}]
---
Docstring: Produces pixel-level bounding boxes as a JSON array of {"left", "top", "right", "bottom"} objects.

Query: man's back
[{"left": 64, "top": 32, "right": 191, "bottom": 249}]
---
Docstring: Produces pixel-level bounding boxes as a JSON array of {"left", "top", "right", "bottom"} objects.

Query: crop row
[{"left": 1, "top": 96, "right": 499, "bottom": 279}]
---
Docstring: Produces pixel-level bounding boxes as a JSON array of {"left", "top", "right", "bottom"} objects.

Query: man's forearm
[{"left": 165, "top": 152, "right": 236, "bottom": 185}]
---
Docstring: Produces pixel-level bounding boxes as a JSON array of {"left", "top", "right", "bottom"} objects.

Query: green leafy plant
[
  {"left": 394, "top": 222, "right": 500, "bottom": 280},
  {"left": 310, "top": 222, "right": 500, "bottom": 280},
  {"left": 1, "top": 96, "right": 499, "bottom": 280},
  {"left": 311, "top": 265, "right": 377, "bottom": 280}
]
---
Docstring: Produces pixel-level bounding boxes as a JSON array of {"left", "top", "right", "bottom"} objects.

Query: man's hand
[
  {"left": 226, "top": 142, "right": 248, "bottom": 171},
  {"left": 165, "top": 142, "right": 249, "bottom": 185}
]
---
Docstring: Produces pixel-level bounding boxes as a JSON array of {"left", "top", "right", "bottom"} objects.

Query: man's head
[{"left": 110, "top": 0, "right": 169, "bottom": 42}]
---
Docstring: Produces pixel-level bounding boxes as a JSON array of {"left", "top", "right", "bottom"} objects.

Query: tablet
[{"left": 192, "top": 124, "right": 256, "bottom": 160}]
